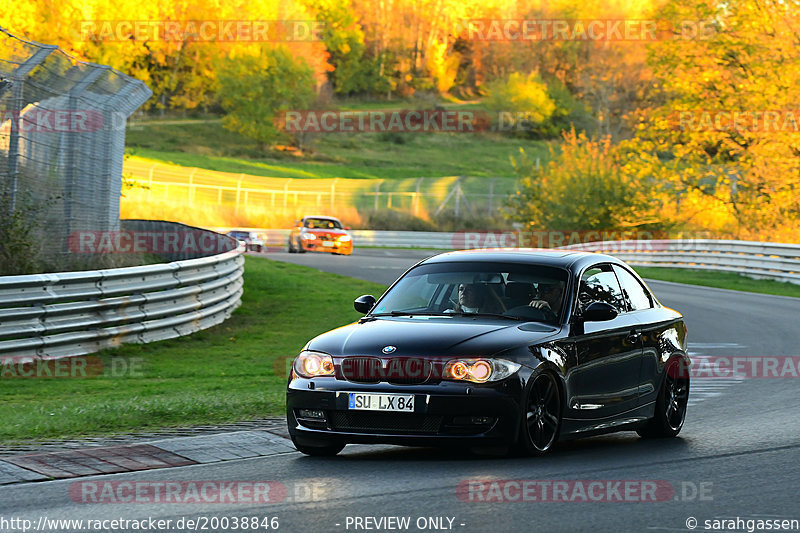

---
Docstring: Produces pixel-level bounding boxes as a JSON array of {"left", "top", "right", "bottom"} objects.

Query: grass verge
[
  {"left": 126, "top": 119, "right": 550, "bottom": 179},
  {"left": 0, "top": 257, "right": 385, "bottom": 443},
  {"left": 635, "top": 267, "right": 800, "bottom": 298}
]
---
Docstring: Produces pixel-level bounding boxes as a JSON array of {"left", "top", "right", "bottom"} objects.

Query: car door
[
  {"left": 612, "top": 264, "right": 664, "bottom": 407},
  {"left": 564, "top": 264, "right": 644, "bottom": 420}
]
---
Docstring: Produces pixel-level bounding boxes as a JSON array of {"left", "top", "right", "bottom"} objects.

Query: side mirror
[
  {"left": 581, "top": 301, "right": 618, "bottom": 322},
  {"left": 354, "top": 294, "right": 377, "bottom": 314}
]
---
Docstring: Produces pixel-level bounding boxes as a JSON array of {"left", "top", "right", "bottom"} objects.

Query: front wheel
[
  {"left": 637, "top": 358, "right": 690, "bottom": 438},
  {"left": 291, "top": 437, "right": 345, "bottom": 456},
  {"left": 518, "top": 371, "right": 562, "bottom": 455}
]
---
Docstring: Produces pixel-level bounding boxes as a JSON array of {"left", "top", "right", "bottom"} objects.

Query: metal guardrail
[
  {"left": 222, "top": 227, "right": 800, "bottom": 285},
  {"left": 0, "top": 231, "right": 245, "bottom": 362},
  {"left": 562, "top": 239, "right": 800, "bottom": 285}
]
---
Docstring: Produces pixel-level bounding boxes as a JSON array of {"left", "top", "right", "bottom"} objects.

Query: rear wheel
[
  {"left": 637, "top": 358, "right": 689, "bottom": 438},
  {"left": 291, "top": 436, "right": 345, "bottom": 456},
  {"left": 518, "top": 371, "right": 562, "bottom": 455}
]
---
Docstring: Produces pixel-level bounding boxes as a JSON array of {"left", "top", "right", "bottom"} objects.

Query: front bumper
[
  {"left": 300, "top": 240, "right": 353, "bottom": 254},
  {"left": 286, "top": 376, "right": 525, "bottom": 447}
]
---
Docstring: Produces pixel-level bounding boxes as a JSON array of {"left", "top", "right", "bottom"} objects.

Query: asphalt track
[{"left": 2, "top": 248, "right": 799, "bottom": 533}]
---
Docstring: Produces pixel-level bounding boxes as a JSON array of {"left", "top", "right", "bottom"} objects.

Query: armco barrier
[
  {"left": 222, "top": 227, "right": 800, "bottom": 285},
  {"left": 563, "top": 239, "right": 800, "bottom": 285},
  {"left": 0, "top": 225, "right": 244, "bottom": 361}
]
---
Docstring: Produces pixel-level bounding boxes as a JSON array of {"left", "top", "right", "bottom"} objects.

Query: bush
[
  {"left": 217, "top": 46, "right": 316, "bottom": 150},
  {"left": 507, "top": 130, "right": 660, "bottom": 231}
]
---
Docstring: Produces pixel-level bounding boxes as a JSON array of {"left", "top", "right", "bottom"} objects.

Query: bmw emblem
[{"left": 382, "top": 346, "right": 397, "bottom": 354}]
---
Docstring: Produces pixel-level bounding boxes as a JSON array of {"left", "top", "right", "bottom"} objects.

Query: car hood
[
  {"left": 303, "top": 228, "right": 348, "bottom": 236},
  {"left": 306, "top": 316, "right": 561, "bottom": 358}
]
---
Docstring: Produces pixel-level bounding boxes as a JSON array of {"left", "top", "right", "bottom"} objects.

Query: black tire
[
  {"left": 518, "top": 371, "right": 562, "bottom": 455},
  {"left": 637, "top": 358, "right": 690, "bottom": 438},
  {"left": 287, "top": 238, "right": 296, "bottom": 253},
  {"left": 296, "top": 238, "right": 307, "bottom": 253},
  {"left": 291, "top": 437, "right": 345, "bottom": 456}
]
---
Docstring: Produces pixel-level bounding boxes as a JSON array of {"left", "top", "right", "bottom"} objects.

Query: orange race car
[{"left": 287, "top": 215, "right": 353, "bottom": 255}]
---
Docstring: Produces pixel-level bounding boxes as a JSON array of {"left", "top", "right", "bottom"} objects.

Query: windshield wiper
[{"left": 369, "top": 311, "right": 448, "bottom": 317}]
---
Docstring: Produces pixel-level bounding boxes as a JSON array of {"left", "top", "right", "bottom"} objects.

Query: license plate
[
  {"left": 322, "top": 241, "right": 334, "bottom": 247},
  {"left": 348, "top": 393, "right": 414, "bottom": 412}
]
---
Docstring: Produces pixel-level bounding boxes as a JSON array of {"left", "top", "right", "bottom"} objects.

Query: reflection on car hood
[{"left": 307, "top": 317, "right": 561, "bottom": 357}]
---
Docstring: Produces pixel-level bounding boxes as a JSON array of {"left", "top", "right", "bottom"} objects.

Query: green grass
[
  {"left": 635, "top": 267, "right": 800, "bottom": 298},
  {"left": 0, "top": 257, "right": 385, "bottom": 443},
  {"left": 126, "top": 118, "right": 550, "bottom": 180}
]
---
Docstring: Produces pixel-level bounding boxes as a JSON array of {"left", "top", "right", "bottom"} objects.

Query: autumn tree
[
  {"left": 217, "top": 46, "right": 316, "bottom": 149},
  {"left": 507, "top": 130, "right": 660, "bottom": 231},
  {"left": 641, "top": 0, "right": 800, "bottom": 239}
]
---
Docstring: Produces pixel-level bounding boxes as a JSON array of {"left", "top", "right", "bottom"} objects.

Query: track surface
[{"left": 2, "top": 249, "right": 799, "bottom": 533}]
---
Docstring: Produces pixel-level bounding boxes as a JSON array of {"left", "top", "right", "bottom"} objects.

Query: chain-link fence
[{"left": 0, "top": 26, "right": 151, "bottom": 272}]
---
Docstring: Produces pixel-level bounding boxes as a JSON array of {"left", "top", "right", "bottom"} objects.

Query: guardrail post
[{"left": 331, "top": 177, "right": 338, "bottom": 211}]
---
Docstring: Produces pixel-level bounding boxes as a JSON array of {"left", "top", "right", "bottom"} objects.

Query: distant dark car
[
  {"left": 286, "top": 249, "right": 689, "bottom": 456},
  {"left": 226, "top": 231, "right": 263, "bottom": 252},
  {"left": 288, "top": 216, "right": 352, "bottom": 255}
]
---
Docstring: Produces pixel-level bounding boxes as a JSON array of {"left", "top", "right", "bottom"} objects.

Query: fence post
[
  {"left": 488, "top": 178, "right": 495, "bottom": 216},
  {"left": 414, "top": 177, "right": 422, "bottom": 216},
  {"left": 331, "top": 177, "right": 338, "bottom": 211},
  {"left": 6, "top": 44, "right": 56, "bottom": 216},
  {"left": 235, "top": 174, "right": 243, "bottom": 213},
  {"left": 188, "top": 168, "right": 197, "bottom": 206},
  {"left": 63, "top": 64, "right": 109, "bottom": 251},
  {"left": 148, "top": 164, "right": 156, "bottom": 201},
  {"left": 283, "top": 179, "right": 292, "bottom": 209}
]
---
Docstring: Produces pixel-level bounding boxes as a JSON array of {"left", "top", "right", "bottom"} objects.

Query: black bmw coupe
[{"left": 286, "top": 249, "right": 690, "bottom": 456}]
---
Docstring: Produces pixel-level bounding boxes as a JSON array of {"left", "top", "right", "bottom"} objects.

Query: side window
[
  {"left": 613, "top": 266, "right": 653, "bottom": 311},
  {"left": 577, "top": 265, "right": 627, "bottom": 314}
]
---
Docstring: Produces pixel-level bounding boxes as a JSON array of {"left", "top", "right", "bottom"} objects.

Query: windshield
[
  {"left": 371, "top": 261, "right": 570, "bottom": 323},
  {"left": 304, "top": 218, "right": 342, "bottom": 229}
]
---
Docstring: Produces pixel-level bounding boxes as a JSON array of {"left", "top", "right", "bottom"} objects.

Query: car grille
[
  {"left": 339, "top": 356, "right": 432, "bottom": 384},
  {"left": 330, "top": 411, "right": 443, "bottom": 434}
]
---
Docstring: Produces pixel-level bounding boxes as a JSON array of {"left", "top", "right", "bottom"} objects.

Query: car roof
[
  {"left": 420, "top": 248, "right": 626, "bottom": 273},
  {"left": 303, "top": 215, "right": 341, "bottom": 221}
]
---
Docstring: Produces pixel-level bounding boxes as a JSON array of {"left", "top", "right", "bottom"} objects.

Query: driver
[
  {"left": 528, "top": 281, "right": 565, "bottom": 317},
  {"left": 448, "top": 283, "right": 505, "bottom": 314}
]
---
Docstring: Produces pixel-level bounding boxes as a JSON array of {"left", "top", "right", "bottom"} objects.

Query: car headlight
[
  {"left": 443, "top": 358, "right": 520, "bottom": 383},
  {"left": 338, "top": 235, "right": 351, "bottom": 242},
  {"left": 301, "top": 233, "right": 316, "bottom": 240},
  {"left": 293, "top": 351, "right": 335, "bottom": 378}
]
